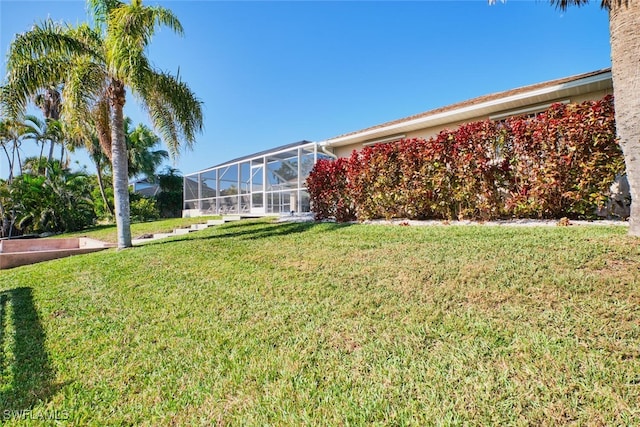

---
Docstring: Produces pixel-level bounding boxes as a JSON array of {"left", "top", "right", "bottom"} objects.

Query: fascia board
[{"left": 321, "top": 71, "right": 612, "bottom": 148}]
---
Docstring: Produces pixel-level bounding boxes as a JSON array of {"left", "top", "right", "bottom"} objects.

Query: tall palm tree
[
  {"left": 0, "top": 117, "right": 27, "bottom": 183},
  {"left": 2, "top": 0, "right": 203, "bottom": 248},
  {"left": 33, "top": 87, "right": 62, "bottom": 169}
]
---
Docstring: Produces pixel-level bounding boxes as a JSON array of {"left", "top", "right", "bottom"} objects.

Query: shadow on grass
[
  {"left": 146, "top": 220, "right": 353, "bottom": 247},
  {"left": 0, "top": 287, "right": 61, "bottom": 416}
]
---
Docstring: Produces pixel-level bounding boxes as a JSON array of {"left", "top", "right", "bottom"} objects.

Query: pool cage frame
[{"left": 184, "top": 141, "right": 331, "bottom": 216}]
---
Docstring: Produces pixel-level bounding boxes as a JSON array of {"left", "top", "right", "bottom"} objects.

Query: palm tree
[
  {"left": 123, "top": 117, "right": 169, "bottom": 179},
  {"left": 20, "top": 114, "right": 64, "bottom": 175},
  {"left": 0, "top": 117, "right": 27, "bottom": 183},
  {"left": 88, "top": 117, "right": 168, "bottom": 217},
  {"left": 2, "top": 0, "right": 203, "bottom": 248},
  {"left": 87, "top": 134, "right": 114, "bottom": 217},
  {"left": 33, "top": 87, "right": 62, "bottom": 168}
]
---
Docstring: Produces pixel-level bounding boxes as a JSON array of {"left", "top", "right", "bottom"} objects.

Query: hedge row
[{"left": 307, "top": 95, "right": 625, "bottom": 221}]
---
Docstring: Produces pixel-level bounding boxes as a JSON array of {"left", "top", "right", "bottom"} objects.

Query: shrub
[
  {"left": 307, "top": 95, "right": 624, "bottom": 221},
  {"left": 306, "top": 158, "right": 355, "bottom": 221},
  {"left": 505, "top": 95, "right": 623, "bottom": 218},
  {"left": 130, "top": 195, "right": 160, "bottom": 222},
  {"left": 155, "top": 167, "right": 184, "bottom": 218},
  {"left": 6, "top": 165, "right": 96, "bottom": 234}
]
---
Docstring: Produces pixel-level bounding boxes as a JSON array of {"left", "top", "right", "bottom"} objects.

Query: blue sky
[{"left": 0, "top": 0, "right": 611, "bottom": 179}]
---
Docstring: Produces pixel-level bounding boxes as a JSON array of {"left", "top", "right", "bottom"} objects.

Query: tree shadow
[
  {"left": 145, "top": 220, "right": 353, "bottom": 247},
  {"left": 0, "top": 287, "right": 60, "bottom": 415}
]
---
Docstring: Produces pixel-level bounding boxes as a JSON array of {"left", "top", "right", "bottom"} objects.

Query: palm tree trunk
[
  {"left": 609, "top": 1, "right": 640, "bottom": 236},
  {"left": 15, "top": 141, "right": 23, "bottom": 174},
  {"left": 11, "top": 139, "right": 21, "bottom": 176},
  {"left": 39, "top": 142, "right": 46, "bottom": 175},
  {"left": 0, "top": 198, "right": 7, "bottom": 238},
  {"left": 109, "top": 79, "right": 132, "bottom": 248},
  {"left": 95, "top": 159, "right": 114, "bottom": 216},
  {"left": 2, "top": 144, "right": 13, "bottom": 183},
  {"left": 47, "top": 140, "right": 55, "bottom": 169}
]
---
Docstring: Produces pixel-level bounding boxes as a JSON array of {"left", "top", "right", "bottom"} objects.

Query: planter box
[{"left": 0, "top": 238, "right": 115, "bottom": 269}]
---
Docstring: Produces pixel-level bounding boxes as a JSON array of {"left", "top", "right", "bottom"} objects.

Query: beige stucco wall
[{"left": 331, "top": 88, "right": 613, "bottom": 159}]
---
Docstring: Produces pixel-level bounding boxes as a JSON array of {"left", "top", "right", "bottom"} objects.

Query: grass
[
  {"left": 60, "top": 216, "right": 221, "bottom": 243},
  {"left": 0, "top": 218, "right": 639, "bottom": 425}
]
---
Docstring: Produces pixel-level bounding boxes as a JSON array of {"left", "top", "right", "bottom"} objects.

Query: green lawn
[{"left": 1, "top": 219, "right": 639, "bottom": 425}]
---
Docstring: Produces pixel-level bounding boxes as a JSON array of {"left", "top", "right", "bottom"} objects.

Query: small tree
[{"left": 155, "top": 167, "right": 184, "bottom": 218}]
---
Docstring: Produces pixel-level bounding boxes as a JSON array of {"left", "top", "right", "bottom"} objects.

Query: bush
[
  {"left": 307, "top": 95, "right": 624, "bottom": 222},
  {"left": 306, "top": 158, "right": 355, "bottom": 221},
  {"left": 504, "top": 96, "right": 623, "bottom": 218},
  {"left": 156, "top": 191, "right": 183, "bottom": 218},
  {"left": 155, "top": 167, "right": 184, "bottom": 218},
  {"left": 130, "top": 195, "right": 160, "bottom": 222},
  {"left": 5, "top": 165, "right": 96, "bottom": 234}
]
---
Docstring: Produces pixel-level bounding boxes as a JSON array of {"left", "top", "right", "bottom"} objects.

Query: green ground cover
[{"left": 0, "top": 219, "right": 638, "bottom": 425}]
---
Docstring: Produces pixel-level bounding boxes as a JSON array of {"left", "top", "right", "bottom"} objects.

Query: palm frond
[
  {"left": 104, "top": 2, "right": 181, "bottom": 86},
  {"left": 141, "top": 70, "right": 203, "bottom": 158},
  {"left": 2, "top": 56, "right": 70, "bottom": 119},
  {"left": 109, "top": 1, "right": 183, "bottom": 46},
  {"left": 67, "top": 23, "right": 106, "bottom": 60},
  {"left": 20, "top": 115, "right": 47, "bottom": 143},
  {"left": 549, "top": 0, "right": 615, "bottom": 10},
  {"left": 61, "top": 56, "right": 108, "bottom": 146},
  {"left": 7, "top": 19, "right": 96, "bottom": 72},
  {"left": 86, "top": 0, "right": 123, "bottom": 30},
  {"left": 3, "top": 20, "right": 102, "bottom": 120}
]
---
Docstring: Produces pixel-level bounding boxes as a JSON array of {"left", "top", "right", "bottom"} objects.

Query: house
[
  {"left": 183, "top": 68, "right": 614, "bottom": 217},
  {"left": 130, "top": 178, "right": 160, "bottom": 198}
]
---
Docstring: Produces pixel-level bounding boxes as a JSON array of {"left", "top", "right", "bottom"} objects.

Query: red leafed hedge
[
  {"left": 305, "top": 157, "right": 356, "bottom": 222},
  {"left": 306, "top": 95, "right": 625, "bottom": 221}
]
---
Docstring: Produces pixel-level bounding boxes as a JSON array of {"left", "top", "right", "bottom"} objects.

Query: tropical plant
[
  {"left": 87, "top": 134, "right": 114, "bottom": 217},
  {"left": 19, "top": 114, "right": 67, "bottom": 175},
  {"left": 21, "top": 156, "right": 50, "bottom": 176},
  {"left": 155, "top": 167, "right": 184, "bottom": 218},
  {"left": 129, "top": 192, "right": 159, "bottom": 222},
  {"left": 123, "top": 117, "right": 169, "bottom": 179},
  {"left": 7, "top": 161, "right": 95, "bottom": 234},
  {"left": 2, "top": 0, "right": 203, "bottom": 248},
  {"left": 0, "top": 179, "right": 12, "bottom": 237},
  {"left": 33, "top": 87, "right": 63, "bottom": 169},
  {"left": 0, "top": 117, "right": 26, "bottom": 182},
  {"left": 90, "top": 173, "right": 114, "bottom": 219}
]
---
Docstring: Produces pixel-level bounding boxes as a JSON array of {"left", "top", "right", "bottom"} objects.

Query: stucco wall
[{"left": 331, "top": 89, "right": 614, "bottom": 159}]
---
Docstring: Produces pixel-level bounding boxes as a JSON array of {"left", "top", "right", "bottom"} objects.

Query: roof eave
[{"left": 321, "top": 70, "right": 612, "bottom": 148}]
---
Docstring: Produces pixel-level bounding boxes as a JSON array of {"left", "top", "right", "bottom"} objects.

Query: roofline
[
  {"left": 320, "top": 68, "right": 612, "bottom": 148},
  {"left": 187, "top": 140, "right": 316, "bottom": 175}
]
